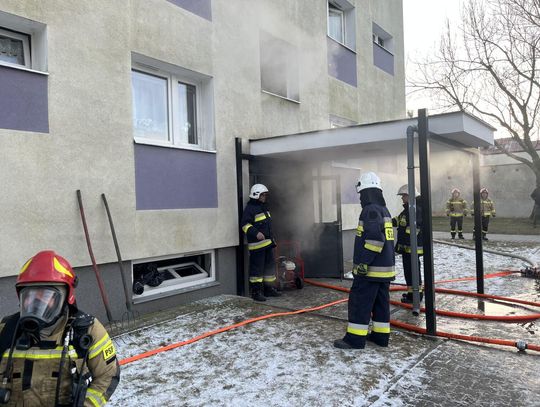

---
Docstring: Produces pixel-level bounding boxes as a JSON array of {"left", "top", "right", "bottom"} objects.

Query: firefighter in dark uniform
[
  {"left": 0, "top": 250, "right": 120, "bottom": 406},
  {"left": 393, "top": 184, "right": 424, "bottom": 304},
  {"left": 241, "top": 184, "right": 281, "bottom": 302},
  {"left": 334, "top": 172, "right": 396, "bottom": 349},
  {"left": 446, "top": 188, "right": 468, "bottom": 239},
  {"left": 472, "top": 187, "right": 496, "bottom": 241}
]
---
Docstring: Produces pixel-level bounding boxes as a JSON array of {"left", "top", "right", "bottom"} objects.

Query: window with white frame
[
  {"left": 372, "top": 23, "right": 394, "bottom": 54},
  {"left": 0, "top": 11, "right": 47, "bottom": 72},
  {"left": 132, "top": 251, "right": 215, "bottom": 303},
  {"left": 327, "top": 1, "right": 356, "bottom": 50},
  {"left": 131, "top": 54, "right": 214, "bottom": 151},
  {"left": 328, "top": 5, "right": 344, "bottom": 44},
  {"left": 260, "top": 31, "right": 300, "bottom": 102},
  {"left": 0, "top": 28, "right": 30, "bottom": 67}
]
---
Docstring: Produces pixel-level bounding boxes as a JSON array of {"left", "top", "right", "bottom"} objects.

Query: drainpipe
[{"left": 406, "top": 125, "right": 421, "bottom": 316}]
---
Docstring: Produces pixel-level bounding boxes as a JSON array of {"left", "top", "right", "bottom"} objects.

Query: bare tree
[{"left": 410, "top": 0, "right": 540, "bottom": 188}]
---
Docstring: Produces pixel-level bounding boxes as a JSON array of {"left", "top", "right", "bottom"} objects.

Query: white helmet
[
  {"left": 249, "top": 184, "right": 269, "bottom": 199},
  {"left": 356, "top": 172, "right": 381, "bottom": 192},
  {"left": 397, "top": 184, "right": 420, "bottom": 197}
]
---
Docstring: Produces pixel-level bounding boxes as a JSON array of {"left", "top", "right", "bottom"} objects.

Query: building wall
[{"left": 0, "top": 0, "right": 405, "bottom": 317}]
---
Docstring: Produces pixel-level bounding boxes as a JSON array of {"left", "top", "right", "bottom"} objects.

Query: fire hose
[{"left": 118, "top": 270, "right": 540, "bottom": 366}]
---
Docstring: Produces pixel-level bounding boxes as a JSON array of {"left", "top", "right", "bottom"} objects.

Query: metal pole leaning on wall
[
  {"left": 472, "top": 152, "right": 485, "bottom": 294},
  {"left": 417, "top": 109, "right": 436, "bottom": 335},
  {"left": 406, "top": 125, "right": 421, "bottom": 316},
  {"left": 235, "top": 138, "right": 246, "bottom": 296}
]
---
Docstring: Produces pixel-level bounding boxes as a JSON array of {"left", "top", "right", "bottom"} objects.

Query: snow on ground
[{"left": 108, "top": 241, "right": 540, "bottom": 406}]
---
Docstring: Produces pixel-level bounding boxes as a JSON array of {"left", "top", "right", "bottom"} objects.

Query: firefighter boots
[
  {"left": 458, "top": 233, "right": 464, "bottom": 239},
  {"left": 333, "top": 334, "right": 366, "bottom": 349},
  {"left": 250, "top": 283, "right": 266, "bottom": 302},
  {"left": 264, "top": 285, "right": 282, "bottom": 297},
  {"left": 366, "top": 333, "right": 389, "bottom": 347},
  {"left": 451, "top": 232, "right": 456, "bottom": 239}
]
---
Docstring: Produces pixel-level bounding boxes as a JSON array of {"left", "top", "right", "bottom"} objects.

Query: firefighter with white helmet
[
  {"left": 0, "top": 251, "right": 120, "bottom": 406},
  {"left": 241, "top": 184, "right": 281, "bottom": 301},
  {"left": 393, "top": 184, "right": 423, "bottom": 303},
  {"left": 445, "top": 188, "right": 468, "bottom": 239},
  {"left": 334, "top": 172, "right": 395, "bottom": 349},
  {"left": 472, "top": 188, "right": 496, "bottom": 241}
]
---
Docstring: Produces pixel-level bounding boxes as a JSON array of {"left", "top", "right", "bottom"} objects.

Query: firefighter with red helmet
[
  {"left": 0, "top": 251, "right": 120, "bottom": 406},
  {"left": 334, "top": 172, "right": 395, "bottom": 349}
]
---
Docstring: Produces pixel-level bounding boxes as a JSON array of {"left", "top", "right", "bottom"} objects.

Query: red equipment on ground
[{"left": 275, "top": 240, "right": 304, "bottom": 290}]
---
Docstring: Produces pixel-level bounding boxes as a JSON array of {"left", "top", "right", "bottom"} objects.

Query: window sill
[
  {"left": 373, "top": 42, "right": 394, "bottom": 56},
  {"left": 327, "top": 36, "right": 356, "bottom": 54},
  {"left": 0, "top": 60, "right": 48, "bottom": 76},
  {"left": 134, "top": 138, "right": 216, "bottom": 154},
  {"left": 132, "top": 281, "right": 220, "bottom": 304},
  {"left": 261, "top": 90, "right": 300, "bottom": 104}
]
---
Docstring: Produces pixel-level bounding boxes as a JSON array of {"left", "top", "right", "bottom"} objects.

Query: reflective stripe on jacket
[
  {"left": 353, "top": 203, "right": 396, "bottom": 281},
  {"left": 446, "top": 198, "right": 467, "bottom": 216},
  {"left": 394, "top": 202, "right": 423, "bottom": 255},
  {"left": 0, "top": 312, "right": 120, "bottom": 407},
  {"left": 240, "top": 199, "right": 274, "bottom": 251}
]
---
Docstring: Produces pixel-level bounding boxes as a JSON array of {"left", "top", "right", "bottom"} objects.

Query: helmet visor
[{"left": 19, "top": 286, "right": 66, "bottom": 324}]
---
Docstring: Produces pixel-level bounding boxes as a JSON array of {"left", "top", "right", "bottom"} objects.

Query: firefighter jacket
[
  {"left": 241, "top": 198, "right": 275, "bottom": 252},
  {"left": 393, "top": 201, "right": 424, "bottom": 255},
  {"left": 477, "top": 199, "right": 496, "bottom": 217},
  {"left": 446, "top": 197, "right": 468, "bottom": 217},
  {"left": 353, "top": 201, "right": 396, "bottom": 282},
  {"left": 0, "top": 310, "right": 120, "bottom": 407}
]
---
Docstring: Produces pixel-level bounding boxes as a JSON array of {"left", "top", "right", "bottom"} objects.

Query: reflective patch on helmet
[
  {"left": 19, "top": 258, "right": 33, "bottom": 275},
  {"left": 53, "top": 257, "right": 73, "bottom": 278}
]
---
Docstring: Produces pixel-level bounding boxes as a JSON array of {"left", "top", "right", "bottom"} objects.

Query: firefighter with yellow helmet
[
  {"left": 445, "top": 188, "right": 468, "bottom": 239},
  {"left": 0, "top": 251, "right": 120, "bottom": 406}
]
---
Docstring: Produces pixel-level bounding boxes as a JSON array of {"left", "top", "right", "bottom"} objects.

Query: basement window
[{"left": 132, "top": 251, "right": 215, "bottom": 303}]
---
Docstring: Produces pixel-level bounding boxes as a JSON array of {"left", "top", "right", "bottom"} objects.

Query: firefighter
[
  {"left": 334, "top": 172, "right": 395, "bottom": 349},
  {"left": 0, "top": 250, "right": 120, "bottom": 406},
  {"left": 393, "top": 184, "right": 423, "bottom": 304},
  {"left": 241, "top": 184, "right": 281, "bottom": 302},
  {"left": 446, "top": 188, "right": 468, "bottom": 239},
  {"left": 472, "top": 188, "right": 496, "bottom": 241}
]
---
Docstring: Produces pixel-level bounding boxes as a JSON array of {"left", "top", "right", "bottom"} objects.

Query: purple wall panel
[
  {"left": 327, "top": 37, "right": 357, "bottom": 87},
  {"left": 0, "top": 65, "right": 49, "bottom": 133},
  {"left": 134, "top": 143, "right": 218, "bottom": 209},
  {"left": 373, "top": 44, "right": 394, "bottom": 75},
  {"left": 167, "top": 0, "right": 212, "bottom": 21}
]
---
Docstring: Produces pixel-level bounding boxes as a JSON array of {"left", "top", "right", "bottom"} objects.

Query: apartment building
[{"left": 0, "top": 0, "right": 405, "bottom": 319}]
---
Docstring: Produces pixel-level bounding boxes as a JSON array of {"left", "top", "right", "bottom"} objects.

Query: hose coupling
[{"left": 515, "top": 340, "right": 528, "bottom": 351}]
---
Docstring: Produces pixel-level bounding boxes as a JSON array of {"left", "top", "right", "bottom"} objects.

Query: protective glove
[
  {"left": 492, "top": 214, "right": 496, "bottom": 218},
  {"left": 352, "top": 263, "right": 368, "bottom": 276}
]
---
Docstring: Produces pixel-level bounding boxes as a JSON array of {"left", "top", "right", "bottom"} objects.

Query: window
[
  {"left": 0, "top": 28, "right": 30, "bottom": 67},
  {"left": 372, "top": 23, "right": 394, "bottom": 54},
  {"left": 0, "top": 11, "right": 47, "bottom": 72},
  {"left": 328, "top": 5, "right": 344, "bottom": 44},
  {"left": 260, "top": 31, "right": 300, "bottom": 102},
  {"left": 327, "top": 1, "right": 356, "bottom": 50},
  {"left": 131, "top": 54, "right": 215, "bottom": 151},
  {"left": 132, "top": 251, "right": 216, "bottom": 303}
]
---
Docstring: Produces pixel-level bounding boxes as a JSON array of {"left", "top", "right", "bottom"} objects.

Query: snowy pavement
[{"left": 109, "top": 242, "right": 540, "bottom": 406}]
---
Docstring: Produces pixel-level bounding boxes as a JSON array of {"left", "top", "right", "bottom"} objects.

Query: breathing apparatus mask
[{"left": 17, "top": 286, "right": 66, "bottom": 348}]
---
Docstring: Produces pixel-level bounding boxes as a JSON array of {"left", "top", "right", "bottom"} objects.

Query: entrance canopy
[{"left": 249, "top": 111, "right": 495, "bottom": 160}]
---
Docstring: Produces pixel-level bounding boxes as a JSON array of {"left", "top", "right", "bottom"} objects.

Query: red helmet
[{"left": 16, "top": 251, "right": 78, "bottom": 305}]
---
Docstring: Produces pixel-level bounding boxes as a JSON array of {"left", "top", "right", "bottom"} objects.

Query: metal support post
[
  {"left": 472, "top": 152, "right": 485, "bottom": 294},
  {"left": 418, "top": 109, "right": 436, "bottom": 335}
]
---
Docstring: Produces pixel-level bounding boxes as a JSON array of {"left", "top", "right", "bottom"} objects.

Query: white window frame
[
  {"left": 132, "top": 63, "right": 203, "bottom": 150},
  {"left": 132, "top": 250, "right": 216, "bottom": 304},
  {"left": 372, "top": 23, "right": 394, "bottom": 55},
  {"left": 0, "top": 27, "right": 31, "bottom": 68},
  {"left": 328, "top": 4, "right": 345, "bottom": 45}
]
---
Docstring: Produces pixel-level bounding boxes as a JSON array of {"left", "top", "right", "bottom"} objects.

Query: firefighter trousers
[
  {"left": 450, "top": 216, "right": 463, "bottom": 234},
  {"left": 248, "top": 248, "right": 276, "bottom": 284},
  {"left": 345, "top": 278, "right": 390, "bottom": 348}
]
